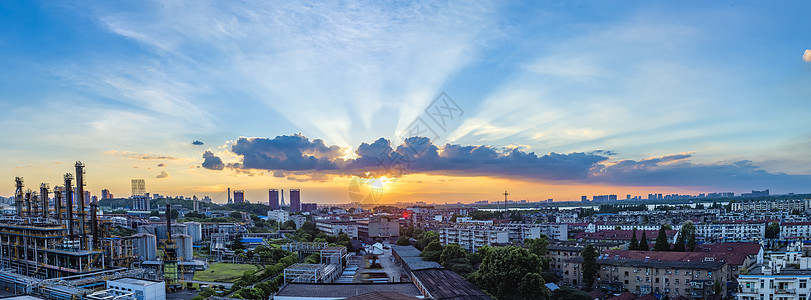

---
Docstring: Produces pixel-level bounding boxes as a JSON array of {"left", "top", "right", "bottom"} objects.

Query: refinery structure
[{"left": 0, "top": 162, "right": 181, "bottom": 299}]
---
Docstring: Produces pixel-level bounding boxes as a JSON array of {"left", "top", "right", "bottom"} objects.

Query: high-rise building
[
  {"left": 101, "top": 189, "right": 112, "bottom": 199},
  {"left": 84, "top": 191, "right": 91, "bottom": 205},
  {"left": 233, "top": 190, "right": 244, "bottom": 203},
  {"left": 269, "top": 189, "right": 280, "bottom": 210},
  {"left": 581, "top": 196, "right": 588, "bottom": 202},
  {"left": 131, "top": 179, "right": 146, "bottom": 196},
  {"left": 289, "top": 189, "right": 301, "bottom": 212}
]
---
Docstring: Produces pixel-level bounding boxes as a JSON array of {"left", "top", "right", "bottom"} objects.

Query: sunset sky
[{"left": 2, "top": 1, "right": 810, "bottom": 205}]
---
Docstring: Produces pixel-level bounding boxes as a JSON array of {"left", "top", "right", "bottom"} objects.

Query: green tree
[
  {"left": 396, "top": 236, "right": 411, "bottom": 246},
  {"left": 475, "top": 246, "right": 542, "bottom": 300},
  {"left": 680, "top": 221, "right": 696, "bottom": 252},
  {"left": 440, "top": 244, "right": 467, "bottom": 267},
  {"left": 673, "top": 231, "right": 686, "bottom": 252},
  {"left": 629, "top": 228, "right": 639, "bottom": 250},
  {"left": 230, "top": 211, "right": 243, "bottom": 220},
  {"left": 766, "top": 222, "right": 780, "bottom": 239},
  {"left": 581, "top": 245, "right": 599, "bottom": 289},
  {"left": 653, "top": 225, "right": 671, "bottom": 251},
  {"left": 421, "top": 240, "right": 443, "bottom": 261},
  {"left": 525, "top": 236, "right": 549, "bottom": 257},
  {"left": 417, "top": 231, "right": 439, "bottom": 250},
  {"left": 150, "top": 210, "right": 160, "bottom": 217},
  {"left": 518, "top": 273, "right": 549, "bottom": 300},
  {"left": 639, "top": 231, "right": 649, "bottom": 251},
  {"left": 550, "top": 286, "right": 591, "bottom": 300}
]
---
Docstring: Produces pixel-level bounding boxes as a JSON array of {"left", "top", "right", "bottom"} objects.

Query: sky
[{"left": 1, "top": 1, "right": 810, "bottom": 205}]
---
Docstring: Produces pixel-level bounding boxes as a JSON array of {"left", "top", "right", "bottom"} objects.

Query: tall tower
[
  {"left": 289, "top": 189, "right": 301, "bottom": 212},
  {"left": 76, "top": 162, "right": 87, "bottom": 250},
  {"left": 14, "top": 177, "right": 23, "bottom": 217},
  {"left": 64, "top": 173, "right": 75, "bottom": 237},
  {"left": 40, "top": 183, "right": 49, "bottom": 218},
  {"left": 54, "top": 186, "right": 63, "bottom": 221},
  {"left": 280, "top": 189, "right": 286, "bottom": 207},
  {"left": 269, "top": 189, "right": 280, "bottom": 210},
  {"left": 233, "top": 190, "right": 245, "bottom": 203},
  {"left": 503, "top": 190, "right": 510, "bottom": 213},
  {"left": 227, "top": 187, "right": 232, "bottom": 204},
  {"left": 131, "top": 179, "right": 146, "bottom": 196}
]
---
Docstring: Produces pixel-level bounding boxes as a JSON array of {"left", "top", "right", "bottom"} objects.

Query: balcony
[{"left": 775, "top": 289, "right": 795, "bottom": 294}]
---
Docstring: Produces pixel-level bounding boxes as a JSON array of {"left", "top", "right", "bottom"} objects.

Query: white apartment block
[
  {"left": 315, "top": 220, "right": 359, "bottom": 239},
  {"left": 738, "top": 262, "right": 811, "bottom": 300},
  {"left": 694, "top": 222, "right": 766, "bottom": 242},
  {"left": 781, "top": 222, "right": 811, "bottom": 240},
  {"left": 439, "top": 227, "right": 508, "bottom": 252},
  {"left": 732, "top": 199, "right": 811, "bottom": 212},
  {"left": 594, "top": 224, "right": 682, "bottom": 233}
]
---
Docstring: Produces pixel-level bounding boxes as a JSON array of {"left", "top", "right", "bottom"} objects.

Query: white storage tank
[
  {"left": 184, "top": 222, "right": 202, "bottom": 244},
  {"left": 133, "top": 233, "right": 157, "bottom": 261},
  {"left": 172, "top": 234, "right": 193, "bottom": 261}
]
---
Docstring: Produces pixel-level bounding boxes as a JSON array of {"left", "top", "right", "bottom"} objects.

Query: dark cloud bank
[{"left": 201, "top": 133, "right": 811, "bottom": 192}]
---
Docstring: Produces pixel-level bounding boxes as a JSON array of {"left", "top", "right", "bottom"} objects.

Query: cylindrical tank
[
  {"left": 184, "top": 222, "right": 202, "bottom": 243},
  {"left": 171, "top": 223, "right": 187, "bottom": 235},
  {"left": 154, "top": 224, "right": 168, "bottom": 241},
  {"left": 134, "top": 233, "right": 157, "bottom": 261},
  {"left": 172, "top": 234, "right": 193, "bottom": 261},
  {"left": 137, "top": 224, "right": 156, "bottom": 235}
]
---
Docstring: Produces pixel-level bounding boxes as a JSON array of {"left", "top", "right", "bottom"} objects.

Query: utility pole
[{"left": 503, "top": 190, "right": 510, "bottom": 213}]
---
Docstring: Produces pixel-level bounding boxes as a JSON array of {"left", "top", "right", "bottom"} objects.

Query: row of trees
[{"left": 628, "top": 223, "right": 697, "bottom": 252}]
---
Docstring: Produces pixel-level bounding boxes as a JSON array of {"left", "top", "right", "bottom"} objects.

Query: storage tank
[
  {"left": 133, "top": 233, "right": 157, "bottom": 261},
  {"left": 137, "top": 224, "right": 155, "bottom": 235},
  {"left": 154, "top": 224, "right": 168, "bottom": 241},
  {"left": 184, "top": 222, "right": 202, "bottom": 243},
  {"left": 171, "top": 223, "right": 187, "bottom": 235},
  {"left": 172, "top": 234, "right": 193, "bottom": 261}
]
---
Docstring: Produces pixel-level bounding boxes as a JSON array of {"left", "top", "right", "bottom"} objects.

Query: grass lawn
[{"left": 193, "top": 263, "right": 262, "bottom": 283}]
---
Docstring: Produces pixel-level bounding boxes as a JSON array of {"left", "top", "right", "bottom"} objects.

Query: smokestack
[
  {"left": 90, "top": 198, "right": 99, "bottom": 250},
  {"left": 40, "top": 183, "right": 49, "bottom": 218},
  {"left": 166, "top": 204, "right": 172, "bottom": 241},
  {"left": 64, "top": 174, "right": 75, "bottom": 237},
  {"left": 54, "top": 187, "right": 63, "bottom": 221},
  {"left": 14, "top": 177, "right": 23, "bottom": 217},
  {"left": 75, "top": 162, "right": 86, "bottom": 249},
  {"left": 227, "top": 187, "right": 231, "bottom": 203}
]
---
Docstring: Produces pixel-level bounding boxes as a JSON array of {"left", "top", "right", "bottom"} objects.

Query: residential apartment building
[
  {"left": 315, "top": 220, "right": 359, "bottom": 239},
  {"left": 737, "top": 259, "right": 811, "bottom": 300},
  {"left": 438, "top": 227, "right": 508, "bottom": 252},
  {"left": 695, "top": 221, "right": 766, "bottom": 242},
  {"left": 782, "top": 222, "right": 811, "bottom": 239},
  {"left": 596, "top": 256, "right": 728, "bottom": 299},
  {"left": 732, "top": 199, "right": 811, "bottom": 212}
]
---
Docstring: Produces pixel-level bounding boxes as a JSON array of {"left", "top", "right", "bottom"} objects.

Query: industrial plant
[{"left": 0, "top": 162, "right": 182, "bottom": 300}]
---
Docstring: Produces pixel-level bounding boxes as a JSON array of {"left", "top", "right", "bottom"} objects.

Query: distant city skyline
[{"left": 1, "top": 1, "right": 810, "bottom": 204}]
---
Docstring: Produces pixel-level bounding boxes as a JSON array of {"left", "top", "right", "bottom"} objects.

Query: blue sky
[{"left": 1, "top": 1, "right": 810, "bottom": 202}]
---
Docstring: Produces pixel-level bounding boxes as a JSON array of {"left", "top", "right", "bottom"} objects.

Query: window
[
  {"left": 676, "top": 279, "right": 679, "bottom": 284},
  {"left": 656, "top": 278, "right": 660, "bottom": 283},
  {"left": 675, "top": 270, "right": 679, "bottom": 275},
  {"left": 801, "top": 280, "right": 807, "bottom": 289},
  {"left": 625, "top": 271, "right": 629, "bottom": 276}
]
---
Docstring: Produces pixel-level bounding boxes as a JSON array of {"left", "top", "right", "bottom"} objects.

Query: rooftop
[
  {"left": 109, "top": 277, "right": 164, "bottom": 286},
  {"left": 275, "top": 283, "right": 422, "bottom": 298},
  {"left": 412, "top": 269, "right": 492, "bottom": 300}
]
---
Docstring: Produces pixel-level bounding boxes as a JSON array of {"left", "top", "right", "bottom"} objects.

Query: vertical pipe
[
  {"left": 65, "top": 174, "right": 75, "bottom": 237},
  {"left": 91, "top": 199, "right": 99, "bottom": 250},
  {"left": 25, "top": 190, "right": 32, "bottom": 217},
  {"left": 54, "top": 187, "right": 63, "bottom": 221},
  {"left": 75, "top": 162, "right": 86, "bottom": 250},
  {"left": 165, "top": 204, "right": 172, "bottom": 241},
  {"left": 40, "top": 183, "right": 49, "bottom": 219},
  {"left": 14, "top": 177, "right": 24, "bottom": 217}
]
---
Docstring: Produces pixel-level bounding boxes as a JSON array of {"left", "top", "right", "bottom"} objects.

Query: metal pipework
[
  {"left": 64, "top": 173, "right": 75, "bottom": 237},
  {"left": 14, "top": 177, "right": 23, "bottom": 217},
  {"left": 40, "top": 183, "right": 49, "bottom": 218},
  {"left": 75, "top": 162, "right": 87, "bottom": 250},
  {"left": 54, "top": 186, "right": 63, "bottom": 221}
]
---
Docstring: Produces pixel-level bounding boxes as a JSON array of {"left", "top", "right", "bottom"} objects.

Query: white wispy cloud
[{"left": 79, "top": 0, "right": 499, "bottom": 147}]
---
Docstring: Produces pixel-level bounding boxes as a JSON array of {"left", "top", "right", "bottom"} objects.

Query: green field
[{"left": 193, "top": 263, "right": 262, "bottom": 283}]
